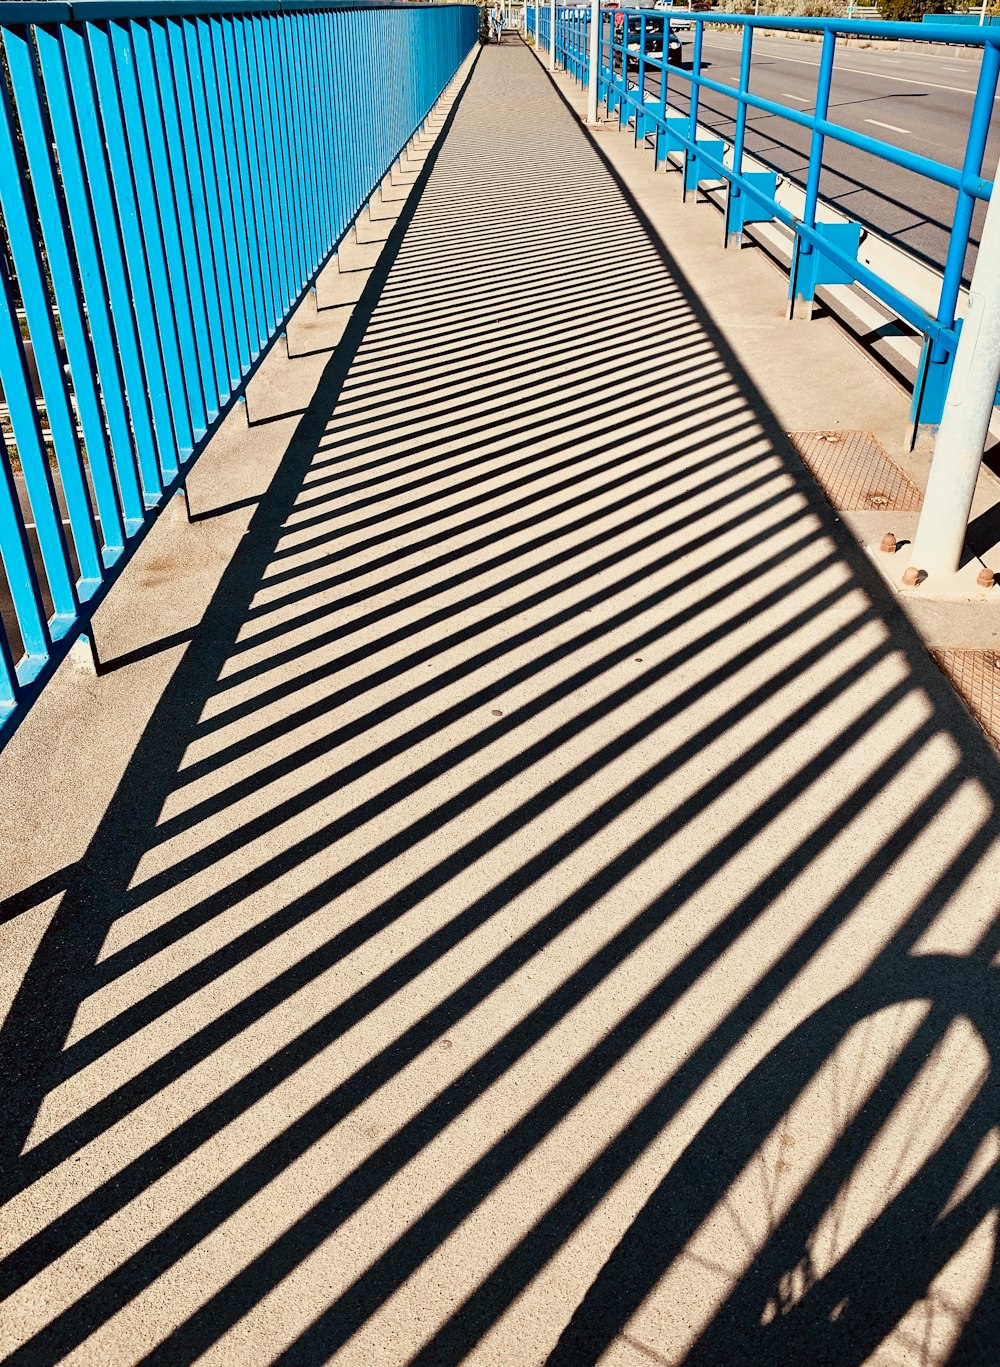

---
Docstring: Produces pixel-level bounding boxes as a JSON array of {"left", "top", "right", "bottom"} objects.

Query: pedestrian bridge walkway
[{"left": 3, "top": 40, "right": 1000, "bottom": 1367}]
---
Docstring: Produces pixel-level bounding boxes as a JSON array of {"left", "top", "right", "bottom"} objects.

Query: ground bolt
[
  {"left": 977, "top": 566, "right": 995, "bottom": 588},
  {"left": 902, "top": 566, "right": 923, "bottom": 587},
  {"left": 880, "top": 532, "right": 896, "bottom": 554}
]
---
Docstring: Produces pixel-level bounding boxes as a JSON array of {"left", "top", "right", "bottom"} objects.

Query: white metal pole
[
  {"left": 549, "top": 0, "right": 557, "bottom": 70},
  {"left": 587, "top": 0, "right": 601, "bottom": 122},
  {"left": 909, "top": 152, "right": 1000, "bottom": 578}
]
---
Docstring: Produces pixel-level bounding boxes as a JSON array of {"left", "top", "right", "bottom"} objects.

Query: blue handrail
[
  {"left": 0, "top": 0, "right": 478, "bottom": 748},
  {"left": 533, "top": 6, "right": 999, "bottom": 444}
]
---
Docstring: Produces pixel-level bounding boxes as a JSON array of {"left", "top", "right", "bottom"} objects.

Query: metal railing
[
  {"left": 921, "top": 12, "right": 1000, "bottom": 26},
  {"left": 532, "top": 0, "right": 552, "bottom": 50},
  {"left": 0, "top": 0, "right": 477, "bottom": 748},
  {"left": 532, "top": 8, "right": 999, "bottom": 438}
]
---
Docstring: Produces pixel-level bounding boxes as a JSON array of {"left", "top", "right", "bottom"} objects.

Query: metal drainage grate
[
  {"left": 933, "top": 650, "right": 1000, "bottom": 750},
  {"left": 788, "top": 431, "right": 923, "bottom": 512}
]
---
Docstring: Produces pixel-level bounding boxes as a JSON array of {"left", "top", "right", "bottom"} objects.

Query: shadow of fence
[{"left": 1, "top": 39, "right": 999, "bottom": 1367}]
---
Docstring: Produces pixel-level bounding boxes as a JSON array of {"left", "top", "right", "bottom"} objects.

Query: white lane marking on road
[
  {"left": 782, "top": 92, "right": 809, "bottom": 102},
  {"left": 865, "top": 118, "right": 911, "bottom": 134},
  {"left": 701, "top": 36, "right": 990, "bottom": 97}
]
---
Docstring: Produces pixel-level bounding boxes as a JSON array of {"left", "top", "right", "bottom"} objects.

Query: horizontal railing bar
[
  {"left": 0, "top": 1, "right": 473, "bottom": 23},
  {"left": 651, "top": 65, "right": 994, "bottom": 201},
  {"left": 591, "top": 9, "right": 1000, "bottom": 45},
  {"left": 609, "top": 36, "right": 993, "bottom": 204}
]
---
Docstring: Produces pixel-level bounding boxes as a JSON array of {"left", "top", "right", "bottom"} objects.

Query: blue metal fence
[
  {"left": 532, "top": 8, "right": 999, "bottom": 444},
  {"left": 922, "top": 12, "right": 1000, "bottom": 25},
  {"left": 532, "top": 0, "right": 551, "bottom": 50},
  {"left": 0, "top": 0, "right": 477, "bottom": 748}
]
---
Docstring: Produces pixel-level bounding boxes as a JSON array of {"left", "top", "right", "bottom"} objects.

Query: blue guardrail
[
  {"left": 529, "top": 6, "right": 999, "bottom": 445},
  {"left": 922, "top": 12, "right": 1000, "bottom": 25},
  {"left": 0, "top": 0, "right": 478, "bottom": 750}
]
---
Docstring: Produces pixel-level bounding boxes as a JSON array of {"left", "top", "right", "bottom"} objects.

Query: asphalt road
[{"left": 651, "top": 31, "right": 1000, "bottom": 281}]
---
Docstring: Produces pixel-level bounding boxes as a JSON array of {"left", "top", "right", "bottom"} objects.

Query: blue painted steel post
[
  {"left": 0, "top": 46, "right": 106, "bottom": 579},
  {"left": 112, "top": 18, "right": 196, "bottom": 464},
  {"left": 59, "top": 22, "right": 165, "bottom": 505},
  {"left": 790, "top": 28, "right": 836, "bottom": 315},
  {"left": 0, "top": 416, "right": 57, "bottom": 669},
  {"left": 130, "top": 18, "right": 210, "bottom": 441},
  {"left": 682, "top": 18, "right": 704, "bottom": 203},
  {"left": 0, "top": 423, "right": 51, "bottom": 679},
  {"left": 724, "top": 24, "right": 754, "bottom": 246},
  {"left": 4, "top": 23, "right": 128, "bottom": 561},
  {"left": 0, "top": 247, "right": 78, "bottom": 628},
  {"left": 635, "top": 12, "right": 647, "bottom": 146},
  {"left": 653, "top": 19, "right": 668, "bottom": 168}
]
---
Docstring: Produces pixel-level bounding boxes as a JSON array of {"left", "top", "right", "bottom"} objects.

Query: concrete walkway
[{"left": 3, "top": 42, "right": 1000, "bottom": 1367}]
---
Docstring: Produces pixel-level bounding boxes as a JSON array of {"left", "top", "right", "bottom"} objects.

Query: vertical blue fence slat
[
  {"left": 0, "top": 42, "right": 103, "bottom": 595},
  {"left": 0, "top": 420, "right": 51, "bottom": 662},
  {"left": 34, "top": 25, "right": 145, "bottom": 535},
  {"left": 0, "top": 233, "right": 79, "bottom": 628},
  {"left": 59, "top": 17, "right": 163, "bottom": 508},
  {"left": 150, "top": 16, "right": 218, "bottom": 428},
  {"left": 88, "top": 20, "right": 179, "bottom": 481},
  {"left": 0, "top": 1, "right": 478, "bottom": 750},
  {"left": 5, "top": 25, "right": 127, "bottom": 565}
]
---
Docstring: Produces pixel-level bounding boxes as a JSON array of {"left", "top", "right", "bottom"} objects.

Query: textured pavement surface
[{"left": 3, "top": 41, "right": 1000, "bottom": 1367}]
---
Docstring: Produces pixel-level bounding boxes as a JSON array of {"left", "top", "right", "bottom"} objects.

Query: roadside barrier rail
[
  {"left": 0, "top": 0, "right": 478, "bottom": 748},
  {"left": 533, "top": 0, "right": 551, "bottom": 51},
  {"left": 531, "top": 8, "right": 999, "bottom": 443},
  {"left": 922, "top": 13, "right": 1000, "bottom": 27}
]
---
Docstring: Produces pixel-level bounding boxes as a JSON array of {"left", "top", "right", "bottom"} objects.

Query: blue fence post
[
  {"left": 131, "top": 17, "right": 209, "bottom": 444},
  {"left": 0, "top": 408, "right": 56, "bottom": 669},
  {"left": 681, "top": 18, "right": 704, "bottom": 203},
  {"left": 113, "top": 18, "right": 196, "bottom": 465},
  {"left": 0, "top": 38, "right": 104, "bottom": 595},
  {"left": 635, "top": 11, "right": 647, "bottom": 146},
  {"left": 653, "top": 20, "right": 669, "bottom": 169},
  {"left": 0, "top": 246, "right": 78, "bottom": 629},
  {"left": 789, "top": 27, "right": 836, "bottom": 315},
  {"left": 617, "top": 10, "right": 629, "bottom": 127},
  {"left": 724, "top": 24, "right": 754, "bottom": 246},
  {"left": 4, "top": 22, "right": 128, "bottom": 563},
  {"left": 34, "top": 25, "right": 146, "bottom": 527}
]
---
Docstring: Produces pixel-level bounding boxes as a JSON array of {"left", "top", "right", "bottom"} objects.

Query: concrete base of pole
[
  {"left": 865, "top": 536, "right": 999, "bottom": 603},
  {"left": 908, "top": 420, "right": 941, "bottom": 454}
]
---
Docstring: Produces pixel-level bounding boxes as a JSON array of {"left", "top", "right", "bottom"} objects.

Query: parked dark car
[{"left": 614, "top": 9, "right": 684, "bottom": 69}]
